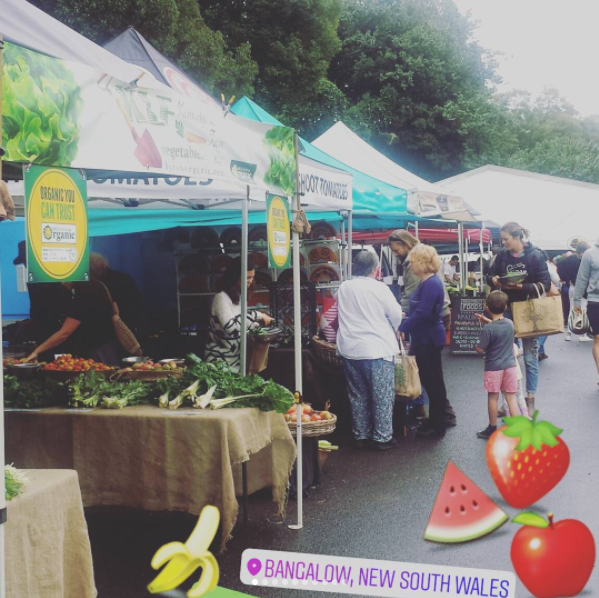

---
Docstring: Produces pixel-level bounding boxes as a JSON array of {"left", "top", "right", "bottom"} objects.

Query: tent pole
[
  {"left": 480, "top": 225, "right": 484, "bottom": 294},
  {"left": 289, "top": 131, "right": 303, "bottom": 530},
  {"left": 0, "top": 34, "right": 6, "bottom": 598},
  {"left": 341, "top": 216, "right": 346, "bottom": 280},
  {"left": 348, "top": 209, "right": 353, "bottom": 277},
  {"left": 458, "top": 222, "right": 464, "bottom": 292},
  {"left": 239, "top": 186, "right": 249, "bottom": 376}
]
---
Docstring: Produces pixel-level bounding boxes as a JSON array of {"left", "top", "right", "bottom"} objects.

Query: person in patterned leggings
[{"left": 337, "top": 250, "right": 403, "bottom": 451}]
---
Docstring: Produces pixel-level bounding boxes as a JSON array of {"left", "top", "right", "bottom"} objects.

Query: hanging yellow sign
[
  {"left": 266, "top": 193, "right": 291, "bottom": 269},
  {"left": 24, "top": 165, "right": 89, "bottom": 282}
]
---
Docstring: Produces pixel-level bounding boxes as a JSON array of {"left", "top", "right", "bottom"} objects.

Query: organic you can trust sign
[
  {"left": 24, "top": 165, "right": 89, "bottom": 282},
  {"left": 266, "top": 193, "right": 291, "bottom": 269}
]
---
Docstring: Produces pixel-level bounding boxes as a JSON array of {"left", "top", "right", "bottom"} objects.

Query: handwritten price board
[{"left": 449, "top": 296, "right": 486, "bottom": 356}]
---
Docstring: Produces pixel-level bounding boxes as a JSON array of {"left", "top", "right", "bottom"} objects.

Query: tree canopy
[{"left": 28, "top": 0, "right": 599, "bottom": 184}]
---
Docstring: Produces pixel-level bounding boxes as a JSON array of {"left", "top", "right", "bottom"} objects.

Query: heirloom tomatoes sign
[{"left": 24, "top": 165, "right": 89, "bottom": 282}]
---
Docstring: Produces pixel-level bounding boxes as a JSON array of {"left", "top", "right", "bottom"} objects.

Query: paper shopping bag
[
  {"left": 512, "top": 284, "right": 564, "bottom": 339},
  {"left": 395, "top": 339, "right": 421, "bottom": 400}
]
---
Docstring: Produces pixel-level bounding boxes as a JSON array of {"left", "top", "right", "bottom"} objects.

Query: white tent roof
[
  {"left": 312, "top": 121, "right": 475, "bottom": 221},
  {"left": 0, "top": 0, "right": 168, "bottom": 90},
  {"left": 437, "top": 165, "right": 599, "bottom": 250}
]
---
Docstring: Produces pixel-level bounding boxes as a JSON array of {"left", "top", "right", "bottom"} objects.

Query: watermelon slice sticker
[{"left": 424, "top": 461, "right": 508, "bottom": 543}]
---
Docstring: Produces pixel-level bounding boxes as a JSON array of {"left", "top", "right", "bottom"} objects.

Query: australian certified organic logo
[{"left": 41, "top": 222, "right": 77, "bottom": 244}]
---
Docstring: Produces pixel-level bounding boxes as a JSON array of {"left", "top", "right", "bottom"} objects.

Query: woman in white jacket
[{"left": 337, "top": 250, "right": 403, "bottom": 451}]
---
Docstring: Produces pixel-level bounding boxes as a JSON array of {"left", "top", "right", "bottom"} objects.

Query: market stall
[{"left": 0, "top": 3, "right": 354, "bottom": 590}]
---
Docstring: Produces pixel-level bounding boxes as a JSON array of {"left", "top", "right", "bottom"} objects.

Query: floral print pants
[{"left": 341, "top": 357, "right": 395, "bottom": 443}]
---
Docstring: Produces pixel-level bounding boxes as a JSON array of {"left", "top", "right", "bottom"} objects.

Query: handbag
[
  {"left": 395, "top": 337, "right": 421, "bottom": 400},
  {"left": 512, "top": 283, "right": 564, "bottom": 339},
  {"left": 100, "top": 283, "right": 143, "bottom": 356}
]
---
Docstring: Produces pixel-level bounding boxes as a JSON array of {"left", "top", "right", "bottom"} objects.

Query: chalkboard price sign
[{"left": 450, "top": 296, "right": 486, "bottom": 355}]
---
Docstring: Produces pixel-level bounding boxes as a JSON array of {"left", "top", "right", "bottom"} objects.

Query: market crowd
[{"left": 334, "top": 223, "right": 599, "bottom": 450}]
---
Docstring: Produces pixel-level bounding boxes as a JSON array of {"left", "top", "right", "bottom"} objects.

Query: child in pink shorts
[{"left": 475, "top": 291, "right": 521, "bottom": 440}]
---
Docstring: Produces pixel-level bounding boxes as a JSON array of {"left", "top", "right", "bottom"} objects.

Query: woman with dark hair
[
  {"left": 337, "top": 250, "right": 403, "bottom": 450},
  {"left": 487, "top": 221, "right": 551, "bottom": 415},
  {"left": 204, "top": 256, "right": 273, "bottom": 369}
]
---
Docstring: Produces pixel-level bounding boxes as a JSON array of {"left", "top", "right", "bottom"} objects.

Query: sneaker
[
  {"left": 477, "top": 425, "right": 497, "bottom": 440},
  {"left": 538, "top": 352, "right": 549, "bottom": 361},
  {"left": 579, "top": 334, "right": 593, "bottom": 342},
  {"left": 372, "top": 438, "right": 400, "bottom": 451},
  {"left": 497, "top": 408, "right": 508, "bottom": 418},
  {"left": 565, "top": 331, "right": 572, "bottom": 341}
]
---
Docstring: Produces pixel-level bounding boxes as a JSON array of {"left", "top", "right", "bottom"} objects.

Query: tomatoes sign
[
  {"left": 24, "top": 165, "right": 89, "bottom": 283},
  {"left": 266, "top": 193, "right": 291, "bottom": 269}
]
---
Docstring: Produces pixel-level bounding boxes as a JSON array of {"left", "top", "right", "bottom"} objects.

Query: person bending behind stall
[
  {"left": 25, "top": 278, "right": 122, "bottom": 365},
  {"left": 204, "top": 256, "right": 273, "bottom": 371},
  {"left": 475, "top": 291, "right": 520, "bottom": 440},
  {"left": 399, "top": 244, "right": 449, "bottom": 439},
  {"left": 487, "top": 222, "right": 550, "bottom": 416},
  {"left": 336, "top": 250, "right": 403, "bottom": 451}
]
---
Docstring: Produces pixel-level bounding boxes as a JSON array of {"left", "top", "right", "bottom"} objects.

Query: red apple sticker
[{"left": 511, "top": 512, "right": 596, "bottom": 598}]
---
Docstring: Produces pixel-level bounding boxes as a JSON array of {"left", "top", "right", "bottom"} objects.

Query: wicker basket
[
  {"left": 287, "top": 412, "right": 337, "bottom": 437},
  {"left": 311, "top": 336, "right": 343, "bottom": 369}
]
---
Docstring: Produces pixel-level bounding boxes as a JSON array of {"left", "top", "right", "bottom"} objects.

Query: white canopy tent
[
  {"left": 313, "top": 121, "right": 477, "bottom": 222},
  {"left": 438, "top": 165, "right": 599, "bottom": 251}
]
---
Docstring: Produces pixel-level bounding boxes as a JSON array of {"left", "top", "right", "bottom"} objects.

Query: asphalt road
[{"left": 87, "top": 334, "right": 599, "bottom": 598}]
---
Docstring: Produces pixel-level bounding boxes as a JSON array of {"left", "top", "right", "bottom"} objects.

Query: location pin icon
[{"left": 247, "top": 558, "right": 262, "bottom": 577}]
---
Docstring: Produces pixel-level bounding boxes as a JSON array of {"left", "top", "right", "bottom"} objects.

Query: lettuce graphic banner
[{"left": 1, "top": 42, "right": 294, "bottom": 197}]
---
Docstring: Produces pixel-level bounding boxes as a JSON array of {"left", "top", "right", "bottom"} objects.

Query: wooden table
[
  {"left": 5, "top": 469, "right": 97, "bottom": 598},
  {"left": 5, "top": 406, "right": 296, "bottom": 551}
]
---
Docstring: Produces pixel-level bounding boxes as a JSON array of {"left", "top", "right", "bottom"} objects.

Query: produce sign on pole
[
  {"left": 24, "top": 165, "right": 89, "bottom": 283},
  {"left": 266, "top": 193, "right": 291, "bottom": 269}
]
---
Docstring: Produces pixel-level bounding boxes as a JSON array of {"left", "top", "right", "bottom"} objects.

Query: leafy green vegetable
[
  {"left": 2, "top": 43, "right": 83, "bottom": 165},
  {"left": 2, "top": 353, "right": 294, "bottom": 414},
  {"left": 5, "top": 464, "right": 28, "bottom": 501},
  {"left": 263, "top": 126, "right": 296, "bottom": 196}
]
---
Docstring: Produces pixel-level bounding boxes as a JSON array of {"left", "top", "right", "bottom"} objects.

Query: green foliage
[
  {"left": 2, "top": 43, "right": 83, "bottom": 165},
  {"left": 5, "top": 465, "right": 28, "bottom": 501},
  {"left": 29, "top": 0, "right": 257, "bottom": 97},
  {"left": 199, "top": 0, "right": 344, "bottom": 133}
]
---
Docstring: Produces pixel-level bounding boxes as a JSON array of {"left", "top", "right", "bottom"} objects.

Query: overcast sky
[{"left": 452, "top": 0, "right": 599, "bottom": 116}]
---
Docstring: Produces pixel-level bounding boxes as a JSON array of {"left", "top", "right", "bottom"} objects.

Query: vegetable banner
[{"left": 1, "top": 42, "right": 295, "bottom": 196}]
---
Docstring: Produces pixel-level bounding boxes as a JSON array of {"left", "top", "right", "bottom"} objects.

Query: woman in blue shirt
[{"left": 400, "top": 244, "right": 449, "bottom": 438}]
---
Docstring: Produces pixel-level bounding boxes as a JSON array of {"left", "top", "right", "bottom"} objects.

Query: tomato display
[{"left": 43, "top": 355, "right": 113, "bottom": 372}]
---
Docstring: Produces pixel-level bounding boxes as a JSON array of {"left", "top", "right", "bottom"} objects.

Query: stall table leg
[{"left": 242, "top": 461, "right": 248, "bottom": 526}]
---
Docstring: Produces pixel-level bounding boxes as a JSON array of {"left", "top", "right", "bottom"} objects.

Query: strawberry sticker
[{"left": 486, "top": 411, "right": 570, "bottom": 508}]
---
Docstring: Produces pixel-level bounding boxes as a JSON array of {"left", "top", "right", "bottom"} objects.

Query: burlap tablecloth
[
  {"left": 5, "top": 406, "right": 296, "bottom": 550},
  {"left": 5, "top": 469, "right": 97, "bottom": 598}
]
